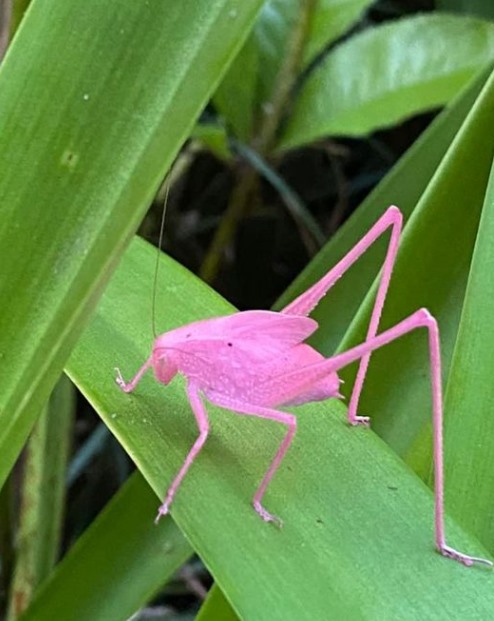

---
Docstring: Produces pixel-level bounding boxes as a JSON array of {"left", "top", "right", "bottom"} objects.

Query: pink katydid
[{"left": 115, "top": 205, "right": 492, "bottom": 568}]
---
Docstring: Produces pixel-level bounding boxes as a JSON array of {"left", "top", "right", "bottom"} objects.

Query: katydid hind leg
[
  {"left": 347, "top": 207, "right": 402, "bottom": 426},
  {"left": 206, "top": 393, "right": 296, "bottom": 526},
  {"left": 281, "top": 205, "right": 403, "bottom": 426},
  {"left": 276, "top": 308, "right": 492, "bottom": 567},
  {"left": 156, "top": 382, "right": 210, "bottom": 522}
]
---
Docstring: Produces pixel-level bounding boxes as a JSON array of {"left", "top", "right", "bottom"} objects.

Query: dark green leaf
[
  {"left": 280, "top": 14, "right": 494, "bottom": 148},
  {"left": 20, "top": 473, "right": 193, "bottom": 621},
  {"left": 0, "top": 0, "right": 265, "bottom": 492},
  {"left": 443, "top": 160, "right": 494, "bottom": 548}
]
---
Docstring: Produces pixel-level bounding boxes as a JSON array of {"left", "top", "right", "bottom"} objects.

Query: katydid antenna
[{"left": 151, "top": 174, "right": 171, "bottom": 338}]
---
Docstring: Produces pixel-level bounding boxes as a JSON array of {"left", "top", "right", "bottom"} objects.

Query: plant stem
[
  {"left": 7, "top": 377, "right": 74, "bottom": 620},
  {"left": 253, "top": 0, "right": 316, "bottom": 155},
  {"left": 0, "top": 474, "right": 14, "bottom": 612},
  {"left": 233, "top": 139, "right": 325, "bottom": 250},
  {"left": 199, "top": 163, "right": 257, "bottom": 282},
  {"left": 200, "top": 0, "right": 317, "bottom": 284}
]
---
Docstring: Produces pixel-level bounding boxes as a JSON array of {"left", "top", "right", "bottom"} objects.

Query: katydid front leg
[
  {"left": 282, "top": 205, "right": 403, "bottom": 427},
  {"left": 116, "top": 366, "right": 211, "bottom": 522},
  {"left": 155, "top": 382, "right": 209, "bottom": 522}
]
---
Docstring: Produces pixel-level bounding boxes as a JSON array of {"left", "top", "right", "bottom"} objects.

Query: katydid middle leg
[
  {"left": 282, "top": 205, "right": 403, "bottom": 426},
  {"left": 205, "top": 392, "right": 296, "bottom": 526}
]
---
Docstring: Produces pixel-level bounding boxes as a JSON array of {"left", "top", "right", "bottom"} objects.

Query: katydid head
[{"left": 152, "top": 347, "right": 178, "bottom": 385}]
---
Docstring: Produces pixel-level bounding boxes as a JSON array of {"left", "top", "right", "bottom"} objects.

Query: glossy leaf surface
[{"left": 280, "top": 14, "right": 494, "bottom": 148}]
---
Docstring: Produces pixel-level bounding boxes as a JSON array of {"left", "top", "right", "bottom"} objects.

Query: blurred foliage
[{"left": 437, "top": 0, "right": 494, "bottom": 19}]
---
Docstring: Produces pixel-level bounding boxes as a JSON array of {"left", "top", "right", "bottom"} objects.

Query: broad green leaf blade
[
  {"left": 444, "top": 161, "right": 494, "bottom": 547},
  {"left": 254, "top": 0, "right": 373, "bottom": 104},
  {"left": 279, "top": 14, "right": 494, "bottom": 149},
  {"left": 196, "top": 584, "right": 238, "bottom": 621},
  {"left": 19, "top": 473, "right": 193, "bottom": 621},
  {"left": 7, "top": 376, "right": 74, "bottom": 619},
  {"left": 66, "top": 239, "right": 494, "bottom": 620},
  {"left": 273, "top": 65, "right": 494, "bottom": 558},
  {"left": 274, "top": 64, "right": 492, "bottom": 352},
  {"left": 0, "top": 0, "right": 265, "bottom": 490}
]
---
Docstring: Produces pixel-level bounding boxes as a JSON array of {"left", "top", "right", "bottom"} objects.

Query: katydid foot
[
  {"left": 349, "top": 414, "right": 371, "bottom": 427},
  {"left": 439, "top": 544, "right": 493, "bottom": 568},
  {"left": 254, "top": 501, "right": 283, "bottom": 527},
  {"left": 155, "top": 500, "right": 171, "bottom": 524},
  {"left": 115, "top": 368, "right": 132, "bottom": 393}
]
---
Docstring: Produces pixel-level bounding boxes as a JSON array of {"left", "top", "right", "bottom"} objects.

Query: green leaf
[
  {"left": 195, "top": 584, "right": 239, "bottom": 621},
  {"left": 254, "top": 0, "right": 373, "bottom": 104},
  {"left": 437, "top": 0, "right": 494, "bottom": 20},
  {"left": 213, "top": 35, "right": 259, "bottom": 141},
  {"left": 214, "top": 0, "right": 373, "bottom": 135},
  {"left": 19, "top": 473, "right": 193, "bottom": 621},
  {"left": 280, "top": 14, "right": 494, "bottom": 149},
  {"left": 273, "top": 61, "right": 494, "bottom": 534},
  {"left": 7, "top": 376, "right": 74, "bottom": 619},
  {"left": 192, "top": 124, "right": 232, "bottom": 162},
  {"left": 303, "top": 0, "right": 373, "bottom": 63},
  {"left": 0, "top": 0, "right": 265, "bottom": 491},
  {"left": 443, "top": 161, "right": 494, "bottom": 548},
  {"left": 65, "top": 238, "right": 494, "bottom": 620}
]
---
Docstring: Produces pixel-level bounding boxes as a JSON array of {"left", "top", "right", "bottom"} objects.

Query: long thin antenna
[{"left": 151, "top": 174, "right": 171, "bottom": 338}]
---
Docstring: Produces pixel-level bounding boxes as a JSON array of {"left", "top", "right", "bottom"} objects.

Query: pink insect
[{"left": 116, "top": 205, "right": 491, "bottom": 568}]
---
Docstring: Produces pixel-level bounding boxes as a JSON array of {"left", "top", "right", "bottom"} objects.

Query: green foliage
[
  {"left": 0, "top": 0, "right": 264, "bottom": 503},
  {"left": 444, "top": 163, "right": 494, "bottom": 547},
  {"left": 437, "top": 0, "right": 494, "bottom": 20},
  {"left": 211, "top": 6, "right": 494, "bottom": 152},
  {"left": 253, "top": 0, "right": 374, "bottom": 104},
  {"left": 63, "top": 239, "right": 494, "bottom": 620},
  {"left": 2, "top": 0, "right": 494, "bottom": 619},
  {"left": 195, "top": 585, "right": 238, "bottom": 621},
  {"left": 281, "top": 14, "right": 494, "bottom": 147},
  {"left": 19, "top": 474, "right": 193, "bottom": 621},
  {"left": 211, "top": 0, "right": 376, "bottom": 151},
  {"left": 8, "top": 377, "right": 74, "bottom": 619}
]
